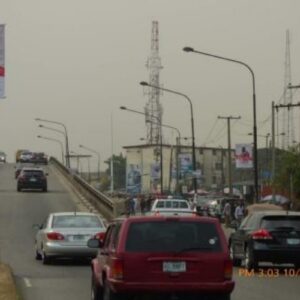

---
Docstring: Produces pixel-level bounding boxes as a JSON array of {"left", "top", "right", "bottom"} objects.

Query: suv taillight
[
  {"left": 251, "top": 229, "right": 273, "bottom": 240},
  {"left": 110, "top": 258, "right": 124, "bottom": 280},
  {"left": 224, "top": 260, "right": 233, "bottom": 280},
  {"left": 93, "top": 232, "right": 105, "bottom": 242},
  {"left": 47, "top": 232, "right": 65, "bottom": 241}
]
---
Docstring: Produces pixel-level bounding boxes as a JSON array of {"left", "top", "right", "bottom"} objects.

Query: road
[{"left": 0, "top": 163, "right": 299, "bottom": 300}]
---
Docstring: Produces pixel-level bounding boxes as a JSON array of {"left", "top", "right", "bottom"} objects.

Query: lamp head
[
  {"left": 37, "top": 135, "right": 41, "bottom": 138},
  {"left": 120, "top": 106, "right": 127, "bottom": 110},
  {"left": 38, "top": 124, "right": 44, "bottom": 128},
  {"left": 35, "top": 118, "right": 41, "bottom": 121},
  {"left": 140, "top": 81, "right": 149, "bottom": 86},
  {"left": 183, "top": 47, "right": 194, "bottom": 52},
  {"left": 248, "top": 133, "right": 253, "bottom": 136},
  {"left": 79, "top": 144, "right": 83, "bottom": 148}
]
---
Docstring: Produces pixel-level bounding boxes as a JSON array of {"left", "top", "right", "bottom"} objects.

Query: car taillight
[
  {"left": 251, "top": 229, "right": 273, "bottom": 240},
  {"left": 224, "top": 260, "right": 233, "bottom": 280},
  {"left": 110, "top": 258, "right": 124, "bottom": 280},
  {"left": 47, "top": 232, "right": 65, "bottom": 241},
  {"left": 93, "top": 232, "right": 105, "bottom": 242}
]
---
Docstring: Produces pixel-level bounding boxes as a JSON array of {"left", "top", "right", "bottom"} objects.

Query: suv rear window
[
  {"left": 23, "top": 170, "right": 44, "bottom": 176},
  {"left": 125, "top": 221, "right": 221, "bottom": 252},
  {"left": 52, "top": 215, "right": 103, "bottom": 228},
  {"left": 261, "top": 216, "right": 300, "bottom": 230}
]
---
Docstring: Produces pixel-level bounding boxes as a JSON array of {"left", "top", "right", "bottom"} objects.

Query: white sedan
[{"left": 34, "top": 212, "right": 106, "bottom": 264}]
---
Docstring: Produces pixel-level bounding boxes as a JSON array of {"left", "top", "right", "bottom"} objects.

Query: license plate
[
  {"left": 30, "top": 178, "right": 37, "bottom": 182},
  {"left": 72, "top": 235, "right": 85, "bottom": 241},
  {"left": 287, "top": 238, "right": 300, "bottom": 245},
  {"left": 163, "top": 261, "right": 186, "bottom": 273}
]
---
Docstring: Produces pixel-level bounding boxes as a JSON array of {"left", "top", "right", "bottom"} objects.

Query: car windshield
[
  {"left": 261, "top": 216, "right": 300, "bottom": 230},
  {"left": 155, "top": 200, "right": 189, "bottom": 209},
  {"left": 52, "top": 215, "right": 103, "bottom": 228},
  {"left": 125, "top": 221, "right": 221, "bottom": 252}
]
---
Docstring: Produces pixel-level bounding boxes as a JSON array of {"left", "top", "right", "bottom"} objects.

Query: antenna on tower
[
  {"left": 281, "top": 29, "right": 293, "bottom": 149},
  {"left": 144, "top": 21, "right": 163, "bottom": 145}
]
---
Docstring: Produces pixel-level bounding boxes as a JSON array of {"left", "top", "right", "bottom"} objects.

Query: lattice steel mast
[
  {"left": 144, "top": 21, "right": 163, "bottom": 144},
  {"left": 281, "top": 30, "right": 294, "bottom": 149}
]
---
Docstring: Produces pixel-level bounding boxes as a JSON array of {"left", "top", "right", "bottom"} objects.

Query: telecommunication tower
[
  {"left": 281, "top": 30, "right": 294, "bottom": 149},
  {"left": 144, "top": 21, "right": 163, "bottom": 145}
]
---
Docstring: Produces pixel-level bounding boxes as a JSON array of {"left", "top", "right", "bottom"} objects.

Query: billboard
[
  {"left": 150, "top": 162, "right": 160, "bottom": 180},
  {"left": 235, "top": 144, "right": 253, "bottom": 169},
  {"left": 179, "top": 153, "right": 193, "bottom": 177},
  {"left": 126, "top": 163, "right": 141, "bottom": 195},
  {"left": 0, "top": 25, "right": 5, "bottom": 98}
]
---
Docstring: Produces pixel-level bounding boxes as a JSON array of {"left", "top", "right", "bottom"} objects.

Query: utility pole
[
  {"left": 271, "top": 101, "right": 276, "bottom": 203},
  {"left": 218, "top": 116, "right": 241, "bottom": 196}
]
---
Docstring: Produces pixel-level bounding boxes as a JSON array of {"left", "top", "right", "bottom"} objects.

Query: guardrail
[{"left": 49, "top": 157, "right": 116, "bottom": 220}]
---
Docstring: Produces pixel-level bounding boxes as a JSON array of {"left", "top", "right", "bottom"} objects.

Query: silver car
[{"left": 34, "top": 212, "right": 106, "bottom": 264}]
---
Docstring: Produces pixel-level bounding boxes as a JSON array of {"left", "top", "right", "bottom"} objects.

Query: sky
[{"left": 0, "top": 0, "right": 300, "bottom": 171}]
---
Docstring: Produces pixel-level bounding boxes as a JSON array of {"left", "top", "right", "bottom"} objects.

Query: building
[{"left": 123, "top": 143, "right": 235, "bottom": 194}]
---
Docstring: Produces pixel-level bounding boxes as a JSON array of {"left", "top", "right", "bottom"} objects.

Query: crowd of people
[
  {"left": 223, "top": 200, "right": 245, "bottom": 228},
  {"left": 124, "top": 194, "right": 156, "bottom": 216}
]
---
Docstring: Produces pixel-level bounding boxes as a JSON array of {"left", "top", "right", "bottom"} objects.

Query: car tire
[
  {"left": 229, "top": 242, "right": 241, "bottom": 267},
  {"left": 42, "top": 251, "right": 51, "bottom": 265},
  {"left": 91, "top": 274, "right": 103, "bottom": 300},
  {"left": 43, "top": 187, "right": 47, "bottom": 193},
  {"left": 244, "top": 246, "right": 258, "bottom": 271},
  {"left": 17, "top": 186, "right": 21, "bottom": 192},
  {"left": 35, "top": 249, "right": 42, "bottom": 260},
  {"left": 103, "top": 280, "right": 122, "bottom": 300}
]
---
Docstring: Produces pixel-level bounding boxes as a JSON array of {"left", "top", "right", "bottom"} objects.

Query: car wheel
[
  {"left": 244, "top": 246, "right": 257, "bottom": 271},
  {"left": 229, "top": 242, "right": 241, "bottom": 267},
  {"left": 91, "top": 274, "right": 103, "bottom": 300},
  {"left": 17, "top": 186, "right": 21, "bottom": 192},
  {"left": 43, "top": 187, "right": 47, "bottom": 192},
  {"left": 213, "top": 293, "right": 231, "bottom": 300},
  {"left": 42, "top": 251, "right": 51, "bottom": 265},
  {"left": 35, "top": 249, "right": 42, "bottom": 260},
  {"left": 103, "top": 280, "right": 122, "bottom": 300}
]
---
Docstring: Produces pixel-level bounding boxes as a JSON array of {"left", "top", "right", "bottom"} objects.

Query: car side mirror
[
  {"left": 87, "top": 238, "right": 103, "bottom": 249},
  {"left": 32, "top": 224, "right": 42, "bottom": 230}
]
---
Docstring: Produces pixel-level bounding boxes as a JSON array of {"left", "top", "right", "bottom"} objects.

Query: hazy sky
[{"left": 0, "top": 0, "right": 300, "bottom": 171}]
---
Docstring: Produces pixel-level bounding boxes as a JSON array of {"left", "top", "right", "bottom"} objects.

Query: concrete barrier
[
  {"left": 49, "top": 157, "right": 116, "bottom": 220},
  {"left": 0, "top": 263, "right": 18, "bottom": 300}
]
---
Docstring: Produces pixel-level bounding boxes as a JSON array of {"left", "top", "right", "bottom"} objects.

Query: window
[
  {"left": 261, "top": 216, "right": 300, "bottom": 230},
  {"left": 215, "top": 162, "right": 222, "bottom": 170},
  {"left": 52, "top": 215, "right": 103, "bottom": 228},
  {"left": 125, "top": 221, "right": 221, "bottom": 252},
  {"left": 212, "top": 149, "right": 217, "bottom": 155}
]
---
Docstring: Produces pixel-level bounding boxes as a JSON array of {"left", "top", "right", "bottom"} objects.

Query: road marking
[{"left": 24, "top": 277, "right": 32, "bottom": 288}]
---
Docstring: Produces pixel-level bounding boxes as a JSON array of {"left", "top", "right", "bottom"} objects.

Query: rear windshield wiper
[{"left": 176, "top": 246, "right": 213, "bottom": 253}]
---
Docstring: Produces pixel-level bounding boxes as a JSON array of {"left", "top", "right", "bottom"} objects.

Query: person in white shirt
[{"left": 234, "top": 202, "right": 244, "bottom": 226}]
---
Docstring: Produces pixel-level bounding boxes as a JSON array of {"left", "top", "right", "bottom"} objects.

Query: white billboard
[
  {"left": 0, "top": 25, "right": 4, "bottom": 98},
  {"left": 235, "top": 144, "right": 253, "bottom": 169}
]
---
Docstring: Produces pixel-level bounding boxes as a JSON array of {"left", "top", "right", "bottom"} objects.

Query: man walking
[{"left": 223, "top": 201, "right": 231, "bottom": 228}]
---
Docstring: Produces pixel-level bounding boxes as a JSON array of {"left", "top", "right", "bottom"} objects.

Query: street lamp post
[
  {"left": 35, "top": 118, "right": 71, "bottom": 169},
  {"left": 120, "top": 106, "right": 164, "bottom": 193},
  {"left": 79, "top": 144, "right": 101, "bottom": 182},
  {"left": 183, "top": 47, "right": 258, "bottom": 203},
  {"left": 140, "top": 81, "right": 198, "bottom": 195},
  {"left": 37, "top": 135, "right": 65, "bottom": 164},
  {"left": 146, "top": 119, "right": 182, "bottom": 194}
]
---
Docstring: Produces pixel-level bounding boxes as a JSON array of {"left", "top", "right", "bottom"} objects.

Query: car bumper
[
  {"left": 110, "top": 280, "right": 235, "bottom": 294},
  {"left": 19, "top": 183, "right": 46, "bottom": 189},
  {"left": 44, "top": 242, "right": 97, "bottom": 258},
  {"left": 253, "top": 244, "right": 300, "bottom": 264}
]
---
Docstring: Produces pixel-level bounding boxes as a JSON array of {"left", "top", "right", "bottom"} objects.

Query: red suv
[{"left": 88, "top": 215, "right": 234, "bottom": 300}]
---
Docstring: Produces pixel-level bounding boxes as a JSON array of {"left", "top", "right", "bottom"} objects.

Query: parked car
[
  {"left": 0, "top": 151, "right": 6, "bottom": 163},
  {"left": 16, "top": 149, "right": 28, "bottom": 162},
  {"left": 150, "top": 197, "right": 193, "bottom": 215},
  {"left": 88, "top": 215, "right": 234, "bottom": 300},
  {"left": 34, "top": 212, "right": 106, "bottom": 264},
  {"left": 229, "top": 210, "right": 300, "bottom": 270},
  {"left": 17, "top": 167, "right": 48, "bottom": 192}
]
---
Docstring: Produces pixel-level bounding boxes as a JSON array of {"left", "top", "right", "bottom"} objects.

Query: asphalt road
[{"left": 0, "top": 163, "right": 299, "bottom": 300}]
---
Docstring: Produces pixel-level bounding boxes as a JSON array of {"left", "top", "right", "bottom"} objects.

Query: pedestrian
[
  {"left": 234, "top": 201, "right": 244, "bottom": 226},
  {"left": 223, "top": 201, "right": 231, "bottom": 228},
  {"left": 129, "top": 196, "right": 136, "bottom": 215},
  {"left": 140, "top": 195, "right": 146, "bottom": 215}
]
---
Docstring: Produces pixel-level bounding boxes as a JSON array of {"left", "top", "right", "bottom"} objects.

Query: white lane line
[{"left": 24, "top": 277, "right": 32, "bottom": 288}]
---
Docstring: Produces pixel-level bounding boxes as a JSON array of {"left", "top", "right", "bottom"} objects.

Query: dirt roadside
[{"left": 0, "top": 263, "right": 18, "bottom": 300}]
